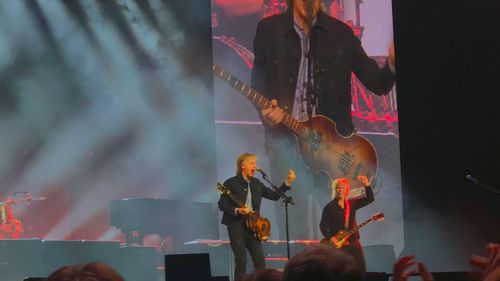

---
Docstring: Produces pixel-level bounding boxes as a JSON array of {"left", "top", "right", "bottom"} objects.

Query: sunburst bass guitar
[{"left": 213, "top": 64, "right": 379, "bottom": 190}]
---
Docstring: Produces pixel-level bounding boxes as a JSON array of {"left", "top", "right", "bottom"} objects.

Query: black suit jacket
[
  {"left": 251, "top": 9, "right": 395, "bottom": 136},
  {"left": 218, "top": 174, "right": 290, "bottom": 225}
]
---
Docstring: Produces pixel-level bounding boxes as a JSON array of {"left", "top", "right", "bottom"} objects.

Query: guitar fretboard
[
  {"left": 217, "top": 183, "right": 245, "bottom": 208},
  {"left": 347, "top": 213, "right": 383, "bottom": 236},
  {"left": 213, "top": 64, "right": 310, "bottom": 139},
  {"left": 357, "top": 218, "right": 375, "bottom": 230}
]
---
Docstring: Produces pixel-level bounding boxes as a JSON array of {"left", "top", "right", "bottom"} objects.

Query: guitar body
[
  {"left": 246, "top": 211, "right": 271, "bottom": 241},
  {"left": 320, "top": 229, "right": 351, "bottom": 248},
  {"left": 296, "top": 115, "right": 378, "bottom": 183}
]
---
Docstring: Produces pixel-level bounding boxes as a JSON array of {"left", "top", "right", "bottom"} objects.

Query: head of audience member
[
  {"left": 45, "top": 262, "right": 125, "bottom": 281},
  {"left": 282, "top": 245, "right": 363, "bottom": 281},
  {"left": 245, "top": 268, "right": 283, "bottom": 281}
]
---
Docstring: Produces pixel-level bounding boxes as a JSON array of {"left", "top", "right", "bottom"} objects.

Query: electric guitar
[
  {"left": 213, "top": 64, "right": 379, "bottom": 191},
  {"left": 216, "top": 182, "right": 271, "bottom": 241},
  {"left": 320, "top": 212, "right": 384, "bottom": 248}
]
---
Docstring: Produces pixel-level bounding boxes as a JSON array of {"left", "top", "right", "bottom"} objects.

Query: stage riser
[{"left": 0, "top": 239, "right": 156, "bottom": 281}]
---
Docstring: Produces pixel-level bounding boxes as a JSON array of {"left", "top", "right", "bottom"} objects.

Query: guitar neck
[
  {"left": 346, "top": 217, "right": 375, "bottom": 236},
  {"left": 229, "top": 194, "right": 245, "bottom": 208},
  {"left": 213, "top": 65, "right": 309, "bottom": 138},
  {"left": 217, "top": 183, "right": 245, "bottom": 208}
]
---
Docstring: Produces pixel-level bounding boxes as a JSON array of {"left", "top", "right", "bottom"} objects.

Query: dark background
[{"left": 393, "top": 0, "right": 500, "bottom": 270}]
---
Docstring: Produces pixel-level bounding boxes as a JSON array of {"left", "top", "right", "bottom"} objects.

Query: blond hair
[
  {"left": 331, "top": 178, "right": 350, "bottom": 199},
  {"left": 236, "top": 153, "right": 256, "bottom": 175}
]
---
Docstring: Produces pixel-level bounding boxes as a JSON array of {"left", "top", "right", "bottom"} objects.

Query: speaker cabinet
[{"left": 165, "top": 253, "right": 212, "bottom": 281}]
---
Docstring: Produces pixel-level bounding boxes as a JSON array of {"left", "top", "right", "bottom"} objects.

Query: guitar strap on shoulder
[{"left": 344, "top": 199, "right": 350, "bottom": 229}]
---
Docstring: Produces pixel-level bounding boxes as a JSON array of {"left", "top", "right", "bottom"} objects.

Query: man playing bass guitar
[
  {"left": 218, "top": 152, "right": 296, "bottom": 281},
  {"left": 319, "top": 175, "right": 373, "bottom": 272}
]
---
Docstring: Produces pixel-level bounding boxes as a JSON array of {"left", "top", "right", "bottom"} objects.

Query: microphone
[
  {"left": 466, "top": 174, "right": 478, "bottom": 183},
  {"left": 466, "top": 174, "right": 500, "bottom": 195},
  {"left": 256, "top": 167, "right": 269, "bottom": 178}
]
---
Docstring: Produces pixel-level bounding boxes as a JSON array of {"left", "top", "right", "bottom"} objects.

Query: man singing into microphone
[{"left": 218, "top": 152, "right": 296, "bottom": 281}]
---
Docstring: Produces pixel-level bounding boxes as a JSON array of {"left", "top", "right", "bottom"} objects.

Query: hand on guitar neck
[{"left": 261, "top": 99, "right": 285, "bottom": 125}]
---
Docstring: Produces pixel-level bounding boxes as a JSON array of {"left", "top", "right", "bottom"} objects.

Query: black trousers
[
  {"left": 227, "top": 220, "right": 265, "bottom": 281},
  {"left": 341, "top": 239, "right": 367, "bottom": 272}
]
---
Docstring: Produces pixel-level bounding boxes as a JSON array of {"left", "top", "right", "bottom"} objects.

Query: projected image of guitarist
[
  {"left": 319, "top": 175, "right": 374, "bottom": 272},
  {"left": 248, "top": 0, "right": 395, "bottom": 240},
  {"left": 218, "top": 152, "right": 296, "bottom": 281}
]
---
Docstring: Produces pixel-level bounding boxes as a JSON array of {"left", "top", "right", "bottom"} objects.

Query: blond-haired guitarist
[
  {"left": 319, "top": 175, "right": 374, "bottom": 272},
  {"left": 218, "top": 152, "right": 296, "bottom": 281}
]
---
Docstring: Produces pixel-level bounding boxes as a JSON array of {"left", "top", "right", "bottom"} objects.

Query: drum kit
[{"left": 0, "top": 192, "right": 45, "bottom": 239}]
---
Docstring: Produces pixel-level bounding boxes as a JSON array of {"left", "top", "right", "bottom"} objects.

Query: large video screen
[{"left": 212, "top": 0, "right": 403, "bottom": 262}]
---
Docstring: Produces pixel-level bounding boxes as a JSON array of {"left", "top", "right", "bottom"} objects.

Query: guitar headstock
[
  {"left": 213, "top": 64, "right": 224, "bottom": 75},
  {"left": 372, "top": 212, "right": 385, "bottom": 222},
  {"left": 216, "top": 182, "right": 231, "bottom": 196}
]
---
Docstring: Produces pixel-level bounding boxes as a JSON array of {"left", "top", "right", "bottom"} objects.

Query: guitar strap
[{"left": 344, "top": 199, "right": 350, "bottom": 229}]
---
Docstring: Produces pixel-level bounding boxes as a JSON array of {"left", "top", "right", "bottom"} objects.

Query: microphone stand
[
  {"left": 467, "top": 177, "right": 500, "bottom": 196},
  {"left": 260, "top": 172, "right": 294, "bottom": 260}
]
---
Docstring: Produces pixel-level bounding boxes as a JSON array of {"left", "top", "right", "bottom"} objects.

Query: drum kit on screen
[{"left": 0, "top": 192, "right": 45, "bottom": 239}]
